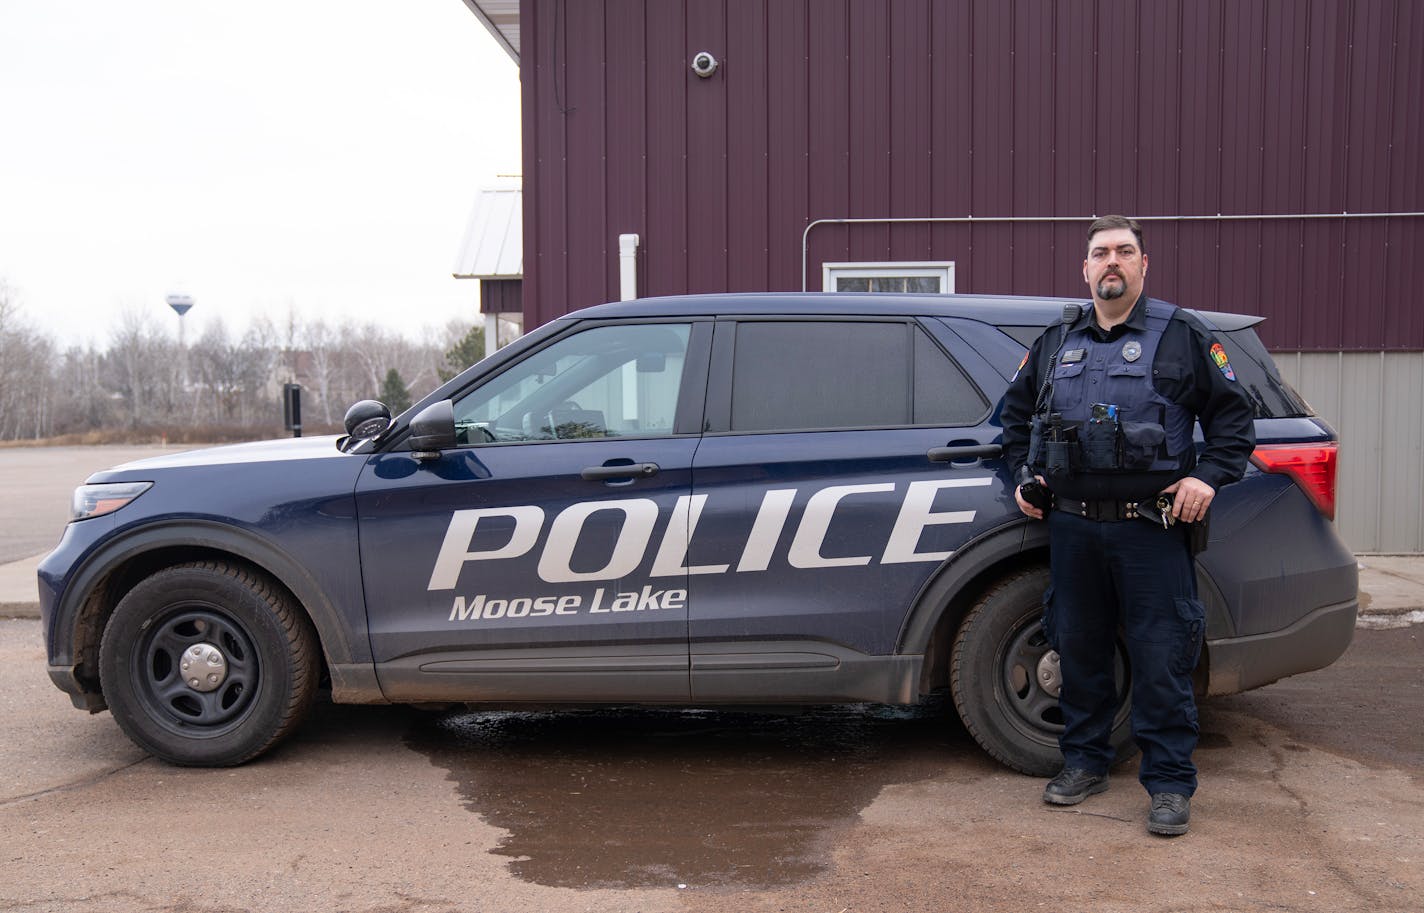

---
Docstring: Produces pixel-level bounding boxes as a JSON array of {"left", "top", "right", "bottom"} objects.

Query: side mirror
[
  {"left": 344, "top": 400, "right": 392, "bottom": 439},
  {"left": 409, "top": 400, "right": 457, "bottom": 459}
]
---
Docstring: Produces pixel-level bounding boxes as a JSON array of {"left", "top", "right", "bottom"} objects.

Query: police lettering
[{"left": 427, "top": 479, "right": 992, "bottom": 592}]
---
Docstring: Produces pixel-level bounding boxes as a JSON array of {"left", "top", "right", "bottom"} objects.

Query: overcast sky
[{"left": 0, "top": 0, "right": 521, "bottom": 347}]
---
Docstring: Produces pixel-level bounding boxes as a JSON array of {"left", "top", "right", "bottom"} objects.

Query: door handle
[
  {"left": 580, "top": 462, "right": 660, "bottom": 481},
  {"left": 927, "top": 444, "right": 1002, "bottom": 463}
]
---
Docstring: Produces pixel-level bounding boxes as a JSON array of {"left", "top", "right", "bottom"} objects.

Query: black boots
[
  {"left": 1042, "top": 767, "right": 1110, "bottom": 805},
  {"left": 1044, "top": 771, "right": 1192, "bottom": 836},
  {"left": 1147, "top": 792, "right": 1191, "bottom": 836}
]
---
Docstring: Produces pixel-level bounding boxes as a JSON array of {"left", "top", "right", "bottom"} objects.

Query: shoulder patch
[
  {"left": 1011, "top": 351, "right": 1030, "bottom": 382},
  {"left": 1209, "top": 342, "right": 1236, "bottom": 381}
]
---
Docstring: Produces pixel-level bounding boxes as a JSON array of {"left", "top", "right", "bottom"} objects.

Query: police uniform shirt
[{"left": 1001, "top": 295, "right": 1256, "bottom": 502}]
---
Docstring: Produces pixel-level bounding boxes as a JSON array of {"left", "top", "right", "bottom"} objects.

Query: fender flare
[
  {"left": 53, "top": 519, "right": 368, "bottom": 675},
  {"left": 896, "top": 520, "right": 1049, "bottom": 656}
]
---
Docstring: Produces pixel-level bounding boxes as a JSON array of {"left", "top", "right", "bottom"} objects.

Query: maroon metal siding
[
  {"left": 480, "top": 279, "right": 523, "bottom": 314},
  {"left": 521, "top": 0, "right": 1424, "bottom": 350}
]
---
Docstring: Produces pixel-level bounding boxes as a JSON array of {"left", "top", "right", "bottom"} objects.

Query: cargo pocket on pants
[{"left": 1171, "top": 597, "right": 1205, "bottom": 675}]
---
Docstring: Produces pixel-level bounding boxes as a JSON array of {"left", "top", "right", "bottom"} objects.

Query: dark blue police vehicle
[{"left": 38, "top": 294, "right": 1358, "bottom": 772}]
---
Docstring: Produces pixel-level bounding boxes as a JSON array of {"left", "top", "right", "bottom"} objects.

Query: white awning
[
  {"left": 453, "top": 180, "right": 522, "bottom": 279},
  {"left": 460, "top": 0, "right": 519, "bottom": 64}
]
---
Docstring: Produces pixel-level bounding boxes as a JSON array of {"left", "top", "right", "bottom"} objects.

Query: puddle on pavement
[{"left": 404, "top": 695, "right": 985, "bottom": 889}]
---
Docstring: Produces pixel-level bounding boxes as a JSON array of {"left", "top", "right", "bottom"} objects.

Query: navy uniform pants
[{"left": 1045, "top": 510, "right": 1206, "bottom": 796}]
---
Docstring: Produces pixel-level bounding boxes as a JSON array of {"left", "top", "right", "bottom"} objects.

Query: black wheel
[
  {"left": 949, "top": 566, "right": 1136, "bottom": 776},
  {"left": 99, "top": 561, "right": 319, "bottom": 766}
]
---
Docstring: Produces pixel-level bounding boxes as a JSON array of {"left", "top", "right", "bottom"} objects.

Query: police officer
[{"left": 1001, "top": 215, "right": 1255, "bottom": 836}]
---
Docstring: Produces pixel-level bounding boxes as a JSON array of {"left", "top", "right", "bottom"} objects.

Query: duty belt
[
  {"left": 1057, "top": 495, "right": 1178, "bottom": 528},
  {"left": 1056, "top": 497, "right": 1143, "bottom": 522}
]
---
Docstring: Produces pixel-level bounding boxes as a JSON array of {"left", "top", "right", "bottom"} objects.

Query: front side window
[{"left": 452, "top": 323, "right": 692, "bottom": 444}]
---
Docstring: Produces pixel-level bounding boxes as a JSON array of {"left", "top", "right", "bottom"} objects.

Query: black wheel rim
[
  {"left": 997, "top": 616, "right": 1131, "bottom": 746},
  {"left": 130, "top": 606, "right": 260, "bottom": 736}
]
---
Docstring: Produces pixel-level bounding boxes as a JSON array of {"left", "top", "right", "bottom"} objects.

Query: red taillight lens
[{"left": 1250, "top": 442, "right": 1338, "bottom": 520}]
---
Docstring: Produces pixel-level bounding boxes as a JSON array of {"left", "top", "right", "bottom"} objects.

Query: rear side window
[
  {"left": 729, "top": 321, "right": 984, "bottom": 432},
  {"left": 1214, "top": 328, "right": 1313, "bottom": 419},
  {"left": 914, "top": 328, "right": 988, "bottom": 424}
]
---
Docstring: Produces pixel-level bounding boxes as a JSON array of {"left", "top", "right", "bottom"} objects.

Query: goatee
[{"left": 1096, "top": 279, "right": 1125, "bottom": 300}]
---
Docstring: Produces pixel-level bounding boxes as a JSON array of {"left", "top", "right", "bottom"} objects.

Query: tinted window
[
  {"left": 914, "top": 328, "right": 988, "bottom": 424},
  {"left": 452, "top": 323, "right": 692, "bottom": 443},
  {"left": 1000, "top": 325, "right": 1051, "bottom": 347},
  {"left": 731, "top": 321, "right": 909, "bottom": 431},
  {"left": 1215, "top": 328, "right": 1313, "bottom": 418}
]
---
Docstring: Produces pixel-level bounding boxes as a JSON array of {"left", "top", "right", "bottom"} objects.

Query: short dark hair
[{"left": 1087, "top": 215, "right": 1145, "bottom": 254}]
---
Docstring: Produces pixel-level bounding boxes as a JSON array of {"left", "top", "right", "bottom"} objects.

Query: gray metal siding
[{"left": 1275, "top": 352, "right": 1424, "bottom": 553}]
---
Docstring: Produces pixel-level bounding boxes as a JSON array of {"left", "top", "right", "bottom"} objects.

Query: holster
[
  {"left": 1188, "top": 509, "right": 1210, "bottom": 555},
  {"left": 1136, "top": 493, "right": 1210, "bottom": 554}
]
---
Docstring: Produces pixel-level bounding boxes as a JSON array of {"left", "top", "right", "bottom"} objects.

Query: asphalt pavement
[{"left": 3, "top": 444, "right": 1422, "bottom": 912}]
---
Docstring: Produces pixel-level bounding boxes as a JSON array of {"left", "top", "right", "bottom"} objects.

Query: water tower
[
  {"left": 167, "top": 293, "right": 194, "bottom": 387},
  {"left": 166, "top": 293, "right": 194, "bottom": 344}
]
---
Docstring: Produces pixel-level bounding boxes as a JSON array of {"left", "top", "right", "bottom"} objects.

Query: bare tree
[
  {"left": 0, "top": 286, "right": 463, "bottom": 441},
  {"left": 0, "top": 282, "right": 59, "bottom": 440}
]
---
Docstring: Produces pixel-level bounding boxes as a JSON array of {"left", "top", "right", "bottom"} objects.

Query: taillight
[{"left": 1250, "top": 442, "right": 1338, "bottom": 520}]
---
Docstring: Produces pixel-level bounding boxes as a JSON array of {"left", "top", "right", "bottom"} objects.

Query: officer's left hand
[{"left": 1161, "top": 476, "right": 1215, "bottom": 523}]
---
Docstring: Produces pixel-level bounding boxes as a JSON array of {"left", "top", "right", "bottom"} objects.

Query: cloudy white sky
[{"left": 0, "top": 0, "right": 521, "bottom": 347}]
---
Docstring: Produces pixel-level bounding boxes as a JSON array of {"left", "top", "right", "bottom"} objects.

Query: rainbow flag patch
[
  {"left": 1012, "top": 351, "right": 1030, "bottom": 382},
  {"left": 1210, "top": 343, "right": 1236, "bottom": 381}
]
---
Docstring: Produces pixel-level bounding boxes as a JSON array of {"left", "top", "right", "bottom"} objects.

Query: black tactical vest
[{"left": 1032, "top": 300, "right": 1194, "bottom": 495}]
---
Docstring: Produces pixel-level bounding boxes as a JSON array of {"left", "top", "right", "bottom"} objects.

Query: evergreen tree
[
  {"left": 438, "top": 323, "right": 486, "bottom": 382},
  {"left": 380, "top": 368, "right": 413, "bottom": 414}
]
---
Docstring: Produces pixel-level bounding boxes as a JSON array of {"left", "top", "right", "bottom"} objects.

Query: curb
[{"left": 0, "top": 602, "right": 40, "bottom": 620}]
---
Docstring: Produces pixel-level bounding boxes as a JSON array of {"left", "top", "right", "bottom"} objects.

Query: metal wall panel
[
  {"left": 522, "top": 0, "right": 1422, "bottom": 349},
  {"left": 480, "top": 279, "right": 524, "bottom": 315},
  {"left": 889, "top": 0, "right": 932, "bottom": 263},
  {"left": 726, "top": 0, "right": 770, "bottom": 292},
  {"left": 1275, "top": 352, "right": 1424, "bottom": 554},
  {"left": 645, "top": 0, "right": 689, "bottom": 300},
  {"left": 766, "top": 0, "right": 809, "bottom": 293},
  {"left": 605, "top": 0, "right": 647, "bottom": 297}
]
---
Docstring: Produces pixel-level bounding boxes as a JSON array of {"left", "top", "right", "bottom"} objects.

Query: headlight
[{"left": 71, "top": 482, "right": 153, "bottom": 521}]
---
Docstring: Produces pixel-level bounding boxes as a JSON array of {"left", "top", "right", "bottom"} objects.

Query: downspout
[
  {"left": 801, "top": 211, "right": 1424, "bottom": 291},
  {"left": 619, "top": 233, "right": 640, "bottom": 300}
]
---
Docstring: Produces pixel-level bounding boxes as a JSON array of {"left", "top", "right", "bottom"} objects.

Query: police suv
[{"left": 39, "top": 294, "right": 1358, "bottom": 772}]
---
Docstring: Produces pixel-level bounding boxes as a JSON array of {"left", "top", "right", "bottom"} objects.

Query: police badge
[{"left": 1122, "top": 340, "right": 1142, "bottom": 362}]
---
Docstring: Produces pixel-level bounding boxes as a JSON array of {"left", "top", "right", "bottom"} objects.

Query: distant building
[{"left": 453, "top": 177, "right": 524, "bottom": 357}]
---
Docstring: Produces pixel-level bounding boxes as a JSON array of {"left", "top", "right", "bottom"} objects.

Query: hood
[{"left": 96, "top": 435, "right": 349, "bottom": 476}]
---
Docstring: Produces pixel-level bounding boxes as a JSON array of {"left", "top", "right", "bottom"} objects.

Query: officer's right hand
[{"left": 1015, "top": 475, "right": 1049, "bottom": 520}]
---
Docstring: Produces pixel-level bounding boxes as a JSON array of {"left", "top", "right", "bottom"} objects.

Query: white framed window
[{"left": 822, "top": 261, "right": 956, "bottom": 294}]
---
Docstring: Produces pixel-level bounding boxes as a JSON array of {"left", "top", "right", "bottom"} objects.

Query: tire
[
  {"left": 949, "top": 566, "right": 1136, "bottom": 777},
  {"left": 99, "top": 561, "right": 320, "bottom": 766}
]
